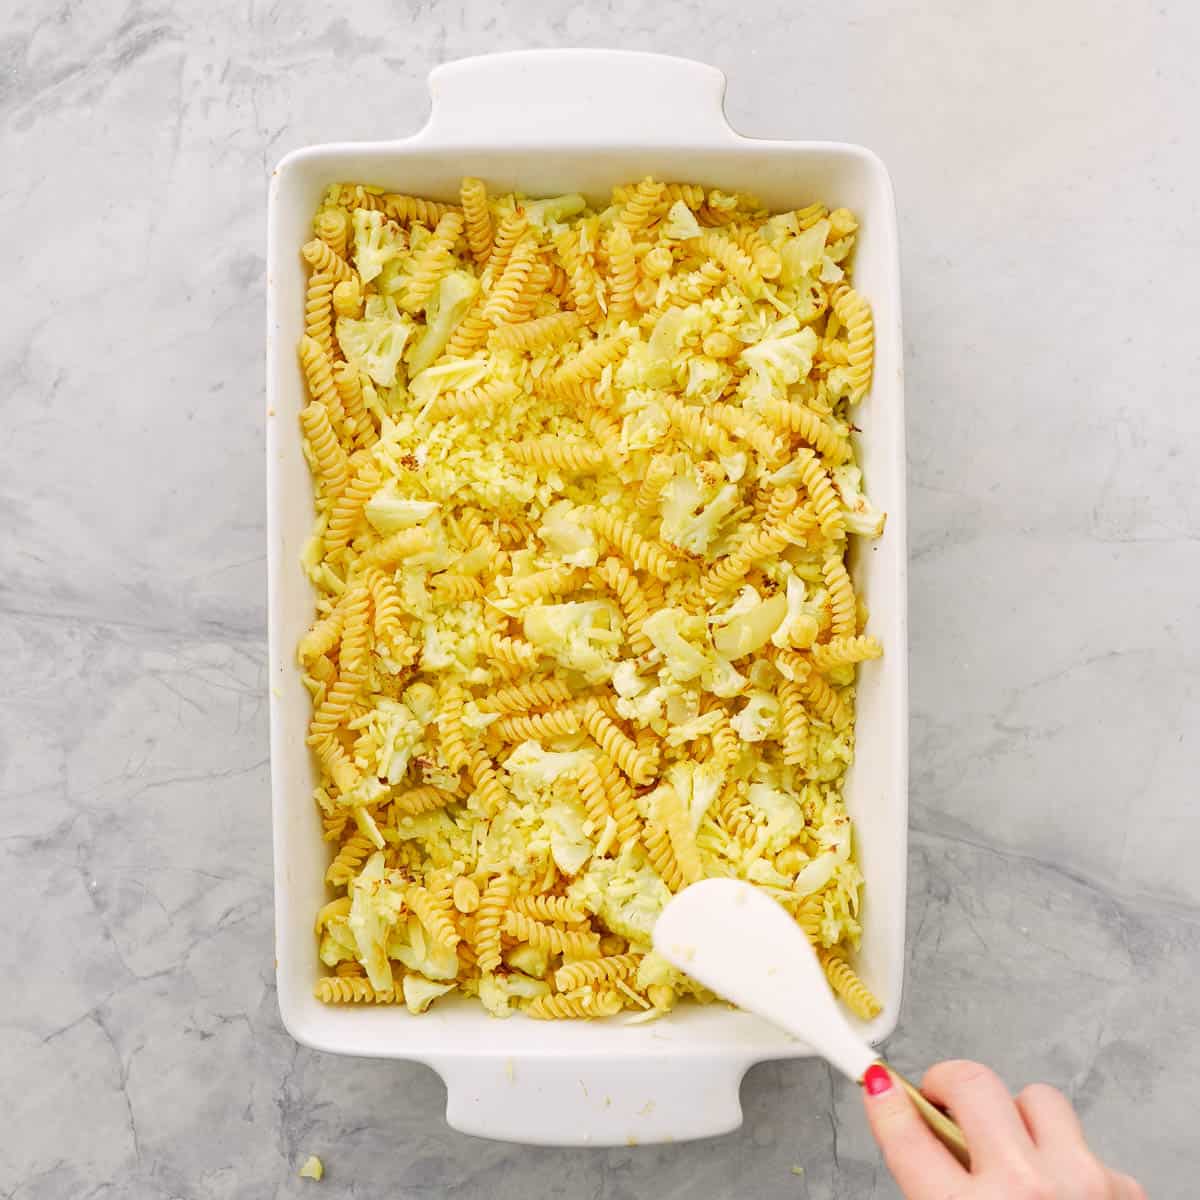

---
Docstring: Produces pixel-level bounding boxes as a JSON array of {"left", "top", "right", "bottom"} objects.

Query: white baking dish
[{"left": 266, "top": 49, "right": 907, "bottom": 1146}]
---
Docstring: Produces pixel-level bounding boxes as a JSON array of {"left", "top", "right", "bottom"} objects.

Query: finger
[
  {"left": 861, "top": 1064, "right": 969, "bottom": 1199},
  {"left": 1112, "top": 1171, "right": 1148, "bottom": 1200},
  {"left": 922, "top": 1060, "right": 1035, "bottom": 1172},
  {"left": 1015, "top": 1082, "right": 1089, "bottom": 1151}
]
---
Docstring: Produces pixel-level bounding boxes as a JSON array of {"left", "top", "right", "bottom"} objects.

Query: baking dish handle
[
  {"left": 432, "top": 1053, "right": 752, "bottom": 1145},
  {"left": 420, "top": 50, "right": 740, "bottom": 147}
]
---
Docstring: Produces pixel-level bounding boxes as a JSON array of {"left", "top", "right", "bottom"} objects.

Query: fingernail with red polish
[{"left": 863, "top": 1064, "right": 893, "bottom": 1096}]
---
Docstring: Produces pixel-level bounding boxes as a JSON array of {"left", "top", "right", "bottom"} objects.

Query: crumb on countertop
[{"left": 299, "top": 1155, "right": 323, "bottom": 1181}]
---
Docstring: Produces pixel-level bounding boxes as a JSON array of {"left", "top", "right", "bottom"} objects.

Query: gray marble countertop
[{"left": 3, "top": 1, "right": 1198, "bottom": 1196}]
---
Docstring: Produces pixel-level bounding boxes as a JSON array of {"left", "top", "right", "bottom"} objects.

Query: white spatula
[{"left": 653, "top": 877, "right": 969, "bottom": 1167}]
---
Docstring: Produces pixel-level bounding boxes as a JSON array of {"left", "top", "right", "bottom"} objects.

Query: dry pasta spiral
[
  {"left": 511, "top": 894, "right": 587, "bottom": 924},
  {"left": 794, "top": 449, "right": 846, "bottom": 538},
  {"left": 490, "top": 310, "right": 582, "bottom": 352},
  {"left": 403, "top": 211, "right": 465, "bottom": 312},
  {"left": 800, "top": 668, "right": 851, "bottom": 731},
  {"left": 482, "top": 238, "right": 538, "bottom": 325},
  {"left": 324, "top": 458, "right": 380, "bottom": 555},
  {"left": 503, "top": 912, "right": 601, "bottom": 958},
  {"left": 474, "top": 875, "right": 512, "bottom": 973},
  {"left": 299, "top": 401, "right": 350, "bottom": 498},
  {"left": 582, "top": 701, "right": 657, "bottom": 786},
  {"left": 526, "top": 990, "right": 623, "bottom": 1019},
  {"left": 302, "top": 238, "right": 354, "bottom": 282},
  {"left": 618, "top": 177, "right": 666, "bottom": 233},
  {"left": 459, "top": 176, "right": 493, "bottom": 265},
  {"left": 779, "top": 679, "right": 809, "bottom": 766},
  {"left": 357, "top": 527, "right": 432, "bottom": 570},
  {"left": 820, "top": 950, "right": 881, "bottom": 1019},
  {"left": 696, "top": 230, "right": 761, "bottom": 295},
  {"left": 732, "top": 223, "right": 782, "bottom": 280},
  {"left": 550, "top": 332, "right": 630, "bottom": 392},
  {"left": 393, "top": 784, "right": 459, "bottom": 817},
  {"left": 822, "top": 557, "right": 857, "bottom": 639},
  {"left": 658, "top": 784, "right": 703, "bottom": 885},
  {"left": 830, "top": 284, "right": 874, "bottom": 402},
  {"left": 593, "top": 556, "right": 652, "bottom": 656},
  {"left": 315, "top": 208, "right": 349, "bottom": 259},
  {"left": 506, "top": 566, "right": 585, "bottom": 604},
  {"left": 407, "top": 882, "right": 461, "bottom": 950},
  {"left": 325, "top": 834, "right": 374, "bottom": 887},
  {"left": 492, "top": 705, "right": 582, "bottom": 743},
  {"left": 661, "top": 395, "right": 737, "bottom": 459},
  {"left": 488, "top": 211, "right": 530, "bottom": 280},
  {"left": 436, "top": 682, "right": 470, "bottom": 771},
  {"left": 512, "top": 438, "right": 606, "bottom": 474},
  {"left": 467, "top": 747, "right": 509, "bottom": 816},
  {"left": 810, "top": 635, "right": 882, "bottom": 671},
  {"left": 477, "top": 677, "right": 575, "bottom": 716},
  {"left": 606, "top": 224, "right": 637, "bottom": 320},
  {"left": 298, "top": 334, "right": 347, "bottom": 432},
  {"left": 314, "top": 976, "right": 395, "bottom": 1004},
  {"left": 555, "top": 953, "right": 641, "bottom": 992},
  {"left": 304, "top": 270, "right": 335, "bottom": 359},
  {"left": 382, "top": 193, "right": 459, "bottom": 226},
  {"left": 760, "top": 397, "right": 852, "bottom": 464},
  {"left": 642, "top": 820, "right": 684, "bottom": 891},
  {"left": 585, "top": 510, "right": 679, "bottom": 582},
  {"left": 333, "top": 362, "right": 376, "bottom": 450}
]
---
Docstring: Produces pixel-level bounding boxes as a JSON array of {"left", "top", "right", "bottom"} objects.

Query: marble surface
[{"left": 2, "top": 0, "right": 1198, "bottom": 1195}]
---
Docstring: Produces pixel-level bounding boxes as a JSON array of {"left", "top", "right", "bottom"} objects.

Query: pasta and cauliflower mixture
[{"left": 296, "top": 177, "right": 884, "bottom": 1022}]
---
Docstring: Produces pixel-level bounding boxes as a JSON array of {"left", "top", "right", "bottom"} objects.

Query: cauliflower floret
[
  {"left": 663, "top": 200, "right": 702, "bottom": 241},
  {"left": 740, "top": 320, "right": 819, "bottom": 405},
  {"left": 611, "top": 661, "right": 668, "bottom": 726},
  {"left": 523, "top": 600, "right": 621, "bottom": 683},
  {"left": 667, "top": 759, "right": 725, "bottom": 830},
  {"left": 352, "top": 208, "right": 405, "bottom": 284},
  {"left": 525, "top": 193, "right": 587, "bottom": 228},
  {"left": 571, "top": 855, "right": 671, "bottom": 945},
  {"left": 504, "top": 742, "right": 591, "bottom": 803},
  {"left": 546, "top": 798, "right": 594, "bottom": 875},
  {"left": 793, "top": 813, "right": 852, "bottom": 896},
  {"left": 731, "top": 689, "right": 779, "bottom": 742},
  {"left": 388, "top": 915, "right": 459, "bottom": 981},
  {"left": 336, "top": 295, "right": 414, "bottom": 388},
  {"left": 779, "top": 219, "right": 830, "bottom": 284},
  {"left": 660, "top": 479, "right": 740, "bottom": 556},
  {"left": 745, "top": 782, "right": 806, "bottom": 851},
  {"left": 406, "top": 270, "right": 478, "bottom": 374},
  {"left": 642, "top": 608, "right": 709, "bottom": 682},
  {"left": 364, "top": 488, "right": 439, "bottom": 536},
  {"left": 833, "top": 463, "right": 886, "bottom": 537},
  {"left": 348, "top": 853, "right": 405, "bottom": 992},
  {"left": 402, "top": 975, "right": 456, "bottom": 1014},
  {"left": 409, "top": 357, "right": 488, "bottom": 408},
  {"left": 712, "top": 591, "right": 788, "bottom": 659},
  {"left": 538, "top": 502, "right": 600, "bottom": 567}
]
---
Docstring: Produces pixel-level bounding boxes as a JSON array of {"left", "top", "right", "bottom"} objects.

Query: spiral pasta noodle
[
  {"left": 823, "top": 556, "right": 857, "bottom": 640},
  {"left": 512, "top": 438, "right": 606, "bottom": 474},
  {"left": 503, "top": 912, "right": 601, "bottom": 958},
  {"left": 407, "top": 882, "right": 461, "bottom": 950},
  {"left": 299, "top": 402, "right": 350, "bottom": 498},
  {"left": 760, "top": 396, "right": 852, "bottom": 464},
  {"left": 298, "top": 334, "right": 347, "bottom": 432},
  {"left": 314, "top": 976, "right": 395, "bottom": 1004},
  {"left": 392, "top": 784, "right": 459, "bottom": 817},
  {"left": 381, "top": 192, "right": 459, "bottom": 226},
  {"left": 642, "top": 819, "right": 684, "bottom": 891},
  {"left": 403, "top": 211, "right": 465, "bottom": 312},
  {"left": 506, "top": 566, "right": 585, "bottom": 604},
  {"left": 482, "top": 238, "right": 538, "bottom": 325},
  {"left": 511, "top": 894, "right": 587, "bottom": 924},
  {"left": 325, "top": 834, "right": 374, "bottom": 887},
  {"left": 732, "top": 224, "right": 782, "bottom": 280},
  {"left": 324, "top": 458, "right": 380, "bottom": 555},
  {"left": 302, "top": 238, "right": 354, "bottom": 282},
  {"left": 555, "top": 953, "right": 641, "bottom": 992},
  {"left": 606, "top": 224, "right": 637, "bottom": 320},
  {"left": 476, "top": 677, "right": 575, "bottom": 716},
  {"left": 661, "top": 395, "right": 738, "bottom": 459},
  {"left": 436, "top": 682, "right": 470, "bottom": 772},
  {"left": 593, "top": 556, "right": 652, "bottom": 655},
  {"left": 467, "top": 747, "right": 509, "bottom": 816},
  {"left": 811, "top": 635, "right": 882, "bottom": 671},
  {"left": 660, "top": 261, "right": 725, "bottom": 309},
  {"left": 582, "top": 701, "right": 657, "bottom": 786},
  {"left": 492, "top": 705, "right": 582, "bottom": 743},
  {"left": 304, "top": 270, "right": 335, "bottom": 359},
  {"left": 779, "top": 679, "right": 810, "bottom": 766},
  {"left": 585, "top": 510, "right": 679, "bottom": 582},
  {"left": 800, "top": 667, "right": 851, "bottom": 731},
  {"left": 474, "top": 875, "right": 512, "bottom": 973},
  {"left": 696, "top": 230, "right": 761, "bottom": 295},
  {"left": 357, "top": 527, "right": 432, "bottom": 570},
  {"left": 794, "top": 449, "right": 846, "bottom": 538},
  {"left": 315, "top": 207, "right": 349, "bottom": 259},
  {"left": 526, "top": 990, "right": 623, "bottom": 1019},
  {"left": 487, "top": 210, "right": 530, "bottom": 280},
  {"left": 490, "top": 310, "right": 582, "bottom": 352},
  {"left": 820, "top": 951, "right": 881, "bottom": 1020},
  {"left": 659, "top": 785, "right": 704, "bottom": 886},
  {"left": 830, "top": 284, "right": 874, "bottom": 402},
  {"left": 459, "top": 176, "right": 493, "bottom": 266},
  {"left": 332, "top": 362, "right": 376, "bottom": 450}
]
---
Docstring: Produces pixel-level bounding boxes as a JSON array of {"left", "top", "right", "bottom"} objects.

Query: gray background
[{"left": 2, "top": 1, "right": 1197, "bottom": 1196}]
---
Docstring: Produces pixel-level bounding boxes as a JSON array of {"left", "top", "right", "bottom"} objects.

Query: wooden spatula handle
[{"left": 873, "top": 1061, "right": 971, "bottom": 1169}]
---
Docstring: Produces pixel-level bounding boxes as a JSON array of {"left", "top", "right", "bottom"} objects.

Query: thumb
[{"left": 861, "top": 1065, "right": 968, "bottom": 1200}]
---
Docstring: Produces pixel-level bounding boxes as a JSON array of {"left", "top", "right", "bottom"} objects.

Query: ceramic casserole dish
[{"left": 266, "top": 48, "right": 907, "bottom": 1146}]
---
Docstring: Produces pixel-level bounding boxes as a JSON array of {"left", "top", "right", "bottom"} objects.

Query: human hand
[{"left": 862, "top": 1060, "right": 1146, "bottom": 1199}]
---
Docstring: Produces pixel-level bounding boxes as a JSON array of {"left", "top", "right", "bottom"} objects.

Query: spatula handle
[{"left": 871, "top": 1061, "right": 971, "bottom": 1169}]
